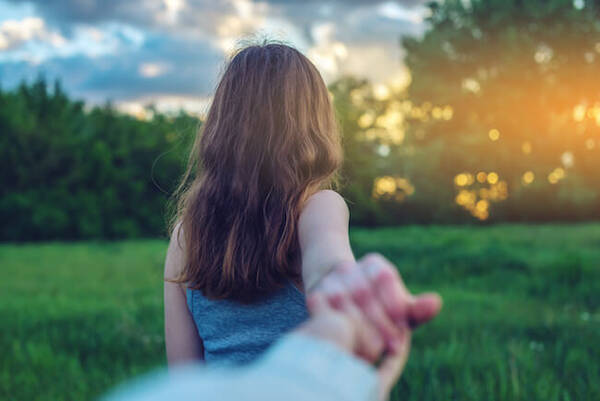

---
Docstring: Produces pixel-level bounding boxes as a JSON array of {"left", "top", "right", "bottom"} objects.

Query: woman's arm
[
  {"left": 164, "top": 223, "right": 204, "bottom": 365},
  {"left": 298, "top": 190, "right": 355, "bottom": 292},
  {"left": 298, "top": 190, "right": 443, "bottom": 357}
]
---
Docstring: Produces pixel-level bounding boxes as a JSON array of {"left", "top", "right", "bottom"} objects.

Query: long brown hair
[{"left": 171, "top": 42, "right": 342, "bottom": 301}]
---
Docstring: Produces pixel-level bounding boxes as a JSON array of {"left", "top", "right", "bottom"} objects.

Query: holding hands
[
  {"left": 298, "top": 191, "right": 441, "bottom": 398},
  {"left": 305, "top": 253, "right": 442, "bottom": 398}
]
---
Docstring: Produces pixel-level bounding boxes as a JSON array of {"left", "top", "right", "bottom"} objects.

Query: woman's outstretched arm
[
  {"left": 164, "top": 224, "right": 204, "bottom": 365},
  {"left": 298, "top": 190, "right": 356, "bottom": 292},
  {"left": 298, "top": 190, "right": 443, "bottom": 357}
]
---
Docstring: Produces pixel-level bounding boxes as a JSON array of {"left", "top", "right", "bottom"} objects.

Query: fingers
[
  {"left": 377, "top": 329, "right": 411, "bottom": 401},
  {"left": 340, "top": 298, "right": 385, "bottom": 362},
  {"left": 300, "top": 301, "right": 356, "bottom": 353},
  {"left": 308, "top": 253, "right": 442, "bottom": 374},
  {"left": 360, "top": 253, "right": 443, "bottom": 329},
  {"left": 317, "top": 274, "right": 385, "bottom": 362},
  {"left": 335, "top": 263, "right": 404, "bottom": 353},
  {"left": 306, "top": 292, "right": 331, "bottom": 315},
  {"left": 407, "top": 293, "right": 443, "bottom": 327},
  {"left": 360, "top": 254, "right": 412, "bottom": 326}
]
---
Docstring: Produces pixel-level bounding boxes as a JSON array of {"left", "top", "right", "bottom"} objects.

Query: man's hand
[
  {"left": 305, "top": 253, "right": 442, "bottom": 399},
  {"left": 309, "top": 253, "right": 441, "bottom": 350},
  {"left": 300, "top": 291, "right": 410, "bottom": 401}
]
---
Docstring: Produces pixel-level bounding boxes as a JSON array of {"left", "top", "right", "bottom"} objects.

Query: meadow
[{"left": 1, "top": 224, "right": 599, "bottom": 401}]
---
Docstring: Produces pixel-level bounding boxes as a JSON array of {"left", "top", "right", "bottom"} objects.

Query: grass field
[{"left": 1, "top": 224, "right": 599, "bottom": 401}]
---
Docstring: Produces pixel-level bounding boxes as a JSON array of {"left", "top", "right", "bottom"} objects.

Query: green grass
[{"left": 1, "top": 224, "right": 599, "bottom": 400}]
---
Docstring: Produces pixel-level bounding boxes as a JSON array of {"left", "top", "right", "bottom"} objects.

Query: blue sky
[{"left": 0, "top": 0, "right": 426, "bottom": 115}]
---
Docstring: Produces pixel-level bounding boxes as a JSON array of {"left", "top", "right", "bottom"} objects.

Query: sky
[{"left": 0, "top": 0, "right": 428, "bottom": 116}]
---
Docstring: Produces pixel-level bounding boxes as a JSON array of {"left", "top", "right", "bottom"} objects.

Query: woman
[{"left": 164, "top": 42, "right": 425, "bottom": 366}]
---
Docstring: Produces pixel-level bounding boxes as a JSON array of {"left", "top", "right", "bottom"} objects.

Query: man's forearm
[
  {"left": 104, "top": 333, "right": 378, "bottom": 401},
  {"left": 248, "top": 333, "right": 379, "bottom": 401}
]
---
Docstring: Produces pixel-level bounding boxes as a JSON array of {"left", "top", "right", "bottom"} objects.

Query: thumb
[{"left": 377, "top": 330, "right": 411, "bottom": 401}]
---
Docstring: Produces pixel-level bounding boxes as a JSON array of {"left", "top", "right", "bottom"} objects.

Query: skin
[
  {"left": 305, "top": 264, "right": 442, "bottom": 400},
  {"left": 164, "top": 189, "right": 442, "bottom": 373},
  {"left": 298, "top": 190, "right": 442, "bottom": 354},
  {"left": 301, "top": 279, "right": 439, "bottom": 401},
  {"left": 298, "top": 293, "right": 405, "bottom": 401},
  {"left": 163, "top": 223, "right": 204, "bottom": 365}
]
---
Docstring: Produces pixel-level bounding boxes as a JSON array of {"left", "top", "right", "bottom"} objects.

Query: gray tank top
[{"left": 186, "top": 282, "right": 309, "bottom": 365}]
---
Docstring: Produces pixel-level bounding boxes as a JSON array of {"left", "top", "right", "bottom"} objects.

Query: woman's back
[
  {"left": 165, "top": 43, "right": 342, "bottom": 367},
  {"left": 187, "top": 282, "right": 308, "bottom": 365}
]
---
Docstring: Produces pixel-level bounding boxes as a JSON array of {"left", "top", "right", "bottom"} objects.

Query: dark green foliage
[
  {"left": 1, "top": 225, "right": 599, "bottom": 401},
  {"left": 0, "top": 78, "right": 197, "bottom": 240}
]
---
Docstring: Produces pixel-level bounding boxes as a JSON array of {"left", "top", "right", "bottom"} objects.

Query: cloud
[
  {"left": 0, "top": 18, "right": 148, "bottom": 66},
  {"left": 76, "top": 34, "right": 223, "bottom": 100},
  {"left": 254, "top": 0, "right": 425, "bottom": 6},
  {"left": 9, "top": 0, "right": 426, "bottom": 27},
  {"left": 0, "top": 32, "right": 223, "bottom": 101},
  {"left": 138, "top": 62, "right": 169, "bottom": 78},
  {"left": 6, "top": 0, "right": 237, "bottom": 34},
  {"left": 11, "top": 0, "right": 425, "bottom": 44},
  {"left": 0, "top": 17, "right": 65, "bottom": 51},
  {"left": 5, "top": 0, "right": 159, "bottom": 29},
  {"left": 0, "top": 0, "right": 428, "bottom": 109},
  {"left": 265, "top": 1, "right": 425, "bottom": 83},
  {"left": 5, "top": 1, "right": 306, "bottom": 55}
]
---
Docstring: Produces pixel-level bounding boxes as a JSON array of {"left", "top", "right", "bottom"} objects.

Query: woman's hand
[
  {"left": 305, "top": 254, "right": 441, "bottom": 400},
  {"left": 306, "top": 253, "right": 442, "bottom": 360}
]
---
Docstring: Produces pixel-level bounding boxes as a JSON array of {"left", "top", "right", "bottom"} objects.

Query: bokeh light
[
  {"left": 373, "top": 176, "right": 415, "bottom": 202},
  {"left": 488, "top": 129, "right": 500, "bottom": 141}
]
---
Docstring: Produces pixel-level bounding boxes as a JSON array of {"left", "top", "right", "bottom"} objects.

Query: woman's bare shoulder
[
  {"left": 300, "top": 190, "right": 349, "bottom": 226},
  {"left": 305, "top": 189, "right": 347, "bottom": 208}
]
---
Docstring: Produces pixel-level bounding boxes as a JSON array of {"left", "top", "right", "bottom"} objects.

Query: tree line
[
  {"left": 2, "top": 0, "right": 600, "bottom": 240},
  {"left": 0, "top": 79, "right": 196, "bottom": 240}
]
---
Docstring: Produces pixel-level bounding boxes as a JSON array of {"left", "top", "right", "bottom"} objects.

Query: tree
[
  {"left": 400, "top": 0, "right": 600, "bottom": 222},
  {"left": 0, "top": 78, "right": 197, "bottom": 240}
]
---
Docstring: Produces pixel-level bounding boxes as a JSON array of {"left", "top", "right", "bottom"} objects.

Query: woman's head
[{"left": 173, "top": 42, "right": 342, "bottom": 301}]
